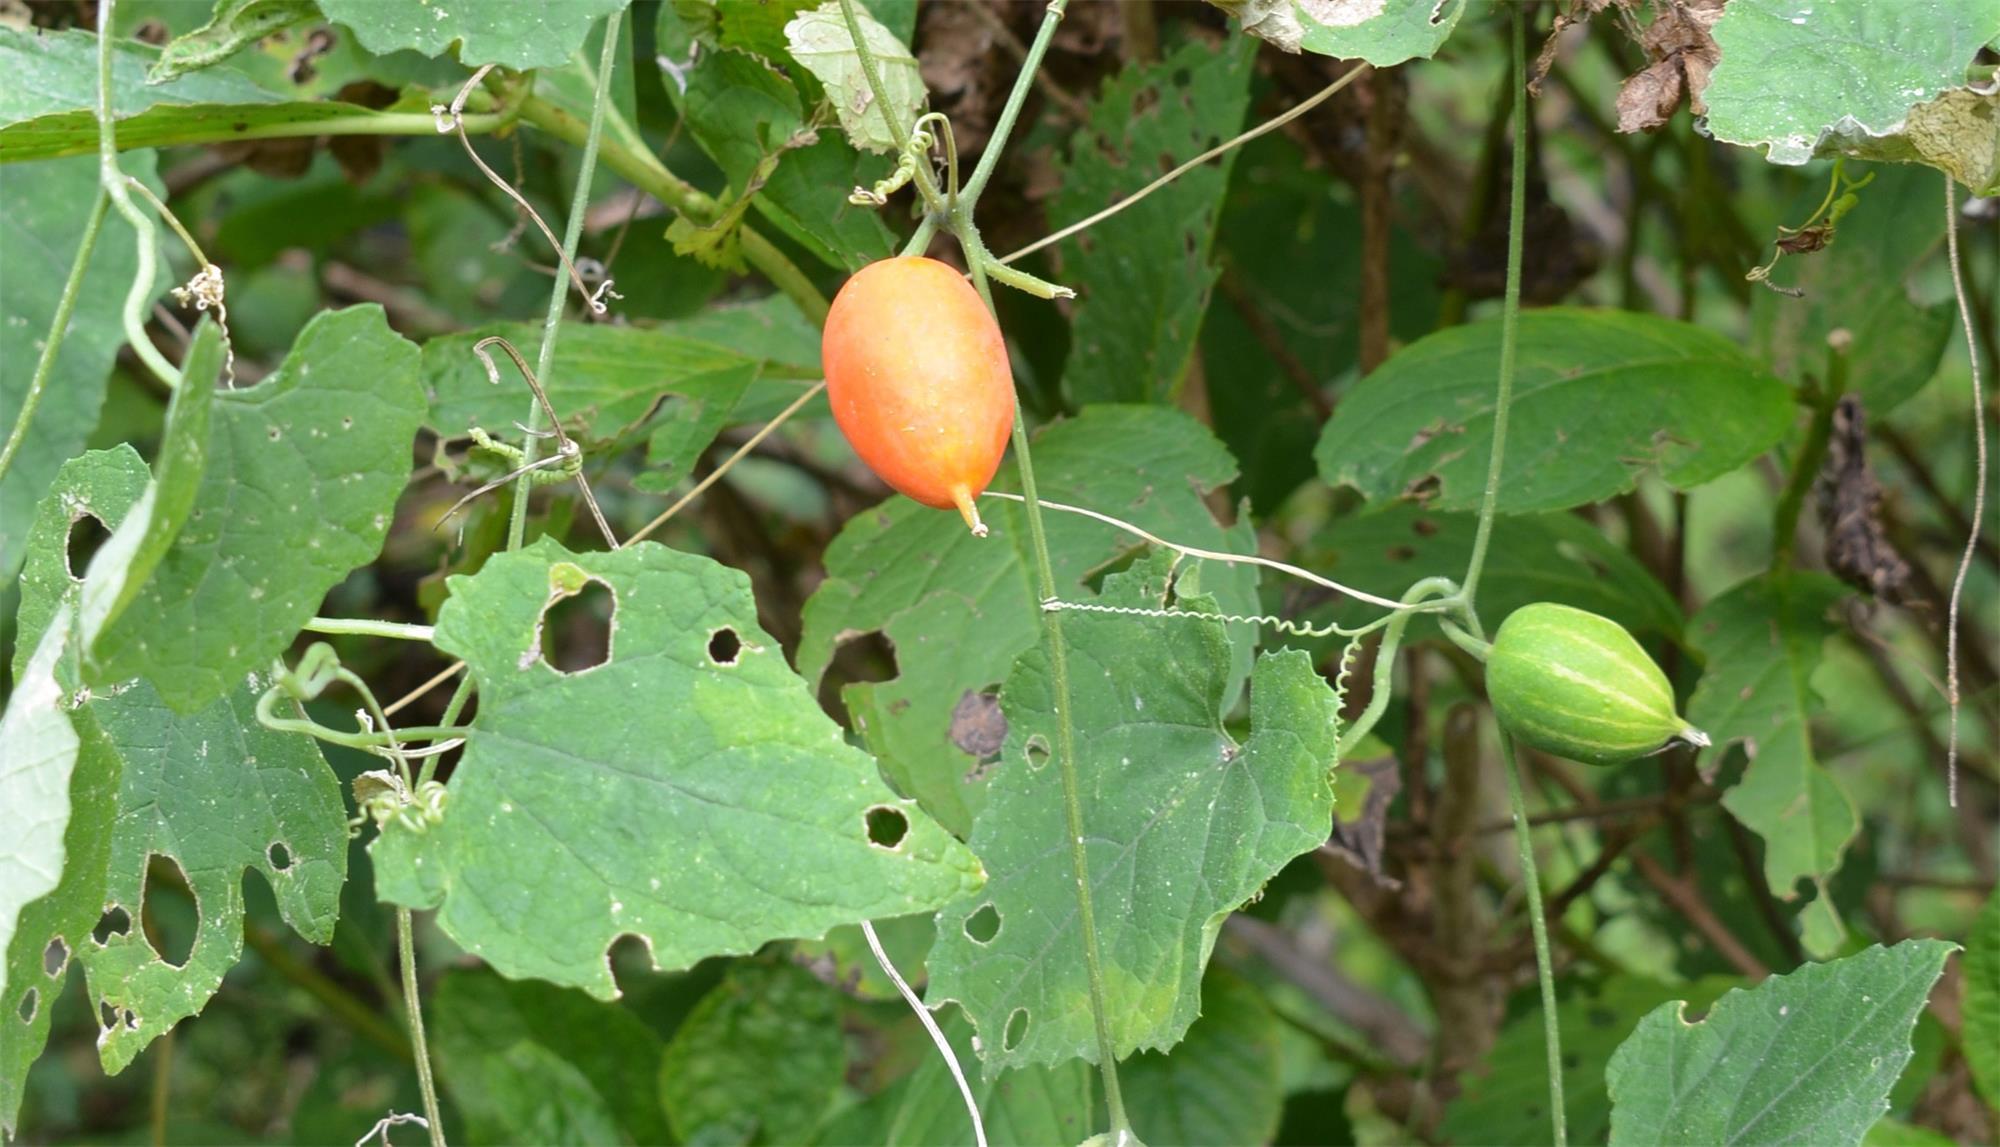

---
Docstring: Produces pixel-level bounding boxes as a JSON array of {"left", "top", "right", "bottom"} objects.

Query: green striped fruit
[{"left": 1486, "top": 603, "right": 1707, "bottom": 766}]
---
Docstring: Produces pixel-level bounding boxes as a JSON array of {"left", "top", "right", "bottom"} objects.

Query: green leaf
[
  {"left": 0, "top": 608, "right": 82, "bottom": 1014},
  {"left": 814, "top": 1008, "right": 1092, "bottom": 1146},
  {"left": 1688, "top": 574, "right": 1858, "bottom": 909},
  {"left": 658, "top": 961, "right": 845, "bottom": 1145},
  {"left": 928, "top": 553, "right": 1343, "bottom": 1074},
  {"left": 434, "top": 968, "right": 670, "bottom": 1147},
  {"left": 1443, "top": 975, "right": 1734, "bottom": 1146},
  {"left": 149, "top": 0, "right": 319, "bottom": 83},
  {"left": 1864, "top": 1118, "right": 1960, "bottom": 1147},
  {"left": 637, "top": 362, "right": 759, "bottom": 491},
  {"left": 792, "top": 911, "right": 932, "bottom": 1002},
  {"left": 0, "top": 27, "right": 407, "bottom": 163},
  {"left": 782, "top": 0, "right": 925, "bottom": 155},
  {"left": 1214, "top": 0, "right": 1467, "bottom": 66},
  {"left": 1964, "top": 889, "right": 2000, "bottom": 1109},
  {"left": 1752, "top": 164, "right": 1953, "bottom": 414},
  {"left": 89, "top": 306, "right": 424, "bottom": 713},
  {"left": 1703, "top": 0, "right": 2000, "bottom": 167},
  {"left": 1123, "top": 969, "right": 1287, "bottom": 1146},
  {"left": 421, "top": 302, "right": 821, "bottom": 446},
  {"left": 1315, "top": 308, "right": 1795, "bottom": 513},
  {"left": 13, "top": 444, "right": 348, "bottom": 1076},
  {"left": 1606, "top": 940, "right": 1959, "bottom": 1146},
  {"left": 0, "top": 151, "right": 159, "bottom": 583},
  {"left": 798, "top": 406, "right": 1261, "bottom": 839},
  {"left": 1051, "top": 36, "right": 1256, "bottom": 404},
  {"left": 670, "top": 46, "right": 896, "bottom": 271},
  {"left": 316, "top": 0, "right": 630, "bottom": 71},
  {"left": 1301, "top": 503, "right": 1684, "bottom": 643},
  {"left": 370, "top": 537, "right": 984, "bottom": 996}
]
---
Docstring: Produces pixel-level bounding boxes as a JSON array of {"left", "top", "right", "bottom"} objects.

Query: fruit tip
[{"left": 953, "top": 488, "right": 988, "bottom": 537}]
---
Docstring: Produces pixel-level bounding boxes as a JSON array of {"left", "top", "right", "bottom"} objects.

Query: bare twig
[
  {"left": 625, "top": 381, "right": 829, "bottom": 548},
  {"left": 1944, "top": 177, "right": 1991, "bottom": 809},
  {"left": 860, "top": 921, "right": 985, "bottom": 1147}
]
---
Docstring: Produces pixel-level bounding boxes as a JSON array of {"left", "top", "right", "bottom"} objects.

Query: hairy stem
[
  {"left": 1944, "top": 175, "right": 1990, "bottom": 809},
  {"left": 508, "top": 12, "right": 622, "bottom": 551},
  {"left": 94, "top": 0, "right": 178, "bottom": 389},
  {"left": 0, "top": 190, "right": 108, "bottom": 488},
  {"left": 1501, "top": 736, "right": 1568, "bottom": 1146},
  {"left": 396, "top": 908, "right": 446, "bottom": 1147}
]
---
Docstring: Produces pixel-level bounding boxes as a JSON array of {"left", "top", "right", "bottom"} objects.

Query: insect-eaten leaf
[
  {"left": 369, "top": 537, "right": 983, "bottom": 997},
  {"left": 928, "top": 550, "right": 1344, "bottom": 1075},
  {"left": 782, "top": 0, "right": 924, "bottom": 154}
]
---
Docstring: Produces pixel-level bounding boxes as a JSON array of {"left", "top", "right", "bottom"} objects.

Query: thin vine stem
[
  {"left": 1943, "top": 175, "right": 1989, "bottom": 809},
  {"left": 303, "top": 617, "right": 437, "bottom": 642},
  {"left": 396, "top": 907, "right": 446, "bottom": 1147},
  {"left": 1459, "top": 7, "right": 1531, "bottom": 619},
  {"left": 94, "top": 0, "right": 178, "bottom": 389},
  {"left": 507, "top": 10, "right": 623, "bottom": 551},
  {"left": 0, "top": 190, "right": 108, "bottom": 488},
  {"left": 1501, "top": 735, "right": 1568, "bottom": 1146}
]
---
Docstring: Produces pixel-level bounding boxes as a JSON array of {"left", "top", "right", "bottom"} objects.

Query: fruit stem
[{"left": 952, "top": 486, "right": 988, "bottom": 537}]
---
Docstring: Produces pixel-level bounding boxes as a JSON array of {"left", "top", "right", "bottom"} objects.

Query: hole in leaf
[
  {"left": 707, "top": 627, "right": 741, "bottom": 666},
  {"left": 267, "top": 842, "right": 292, "bottom": 871},
  {"left": 865, "top": 806, "right": 908, "bottom": 849},
  {"left": 65, "top": 513, "right": 111, "bottom": 581},
  {"left": 1025, "top": 735, "right": 1051, "bottom": 772},
  {"left": 818, "top": 630, "right": 898, "bottom": 724},
  {"left": 124, "top": 1009, "right": 139, "bottom": 1030},
  {"left": 93, "top": 906, "right": 131, "bottom": 945},
  {"left": 143, "top": 855, "right": 196, "bottom": 969},
  {"left": 17, "top": 989, "right": 34, "bottom": 1024},
  {"left": 1003, "top": 1007, "right": 1029, "bottom": 1052},
  {"left": 964, "top": 905, "right": 1000, "bottom": 944},
  {"left": 539, "top": 579, "right": 614, "bottom": 673},
  {"left": 43, "top": 938, "right": 68, "bottom": 978},
  {"left": 99, "top": 1000, "right": 119, "bottom": 1030}
]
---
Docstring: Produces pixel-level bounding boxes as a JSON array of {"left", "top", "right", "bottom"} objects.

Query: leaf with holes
[
  {"left": 1703, "top": 0, "right": 2000, "bottom": 167},
  {"left": 1688, "top": 574, "right": 1857, "bottom": 914},
  {"left": 928, "top": 551, "right": 1343, "bottom": 1074},
  {"left": 658, "top": 961, "right": 846, "bottom": 1144},
  {"left": 368, "top": 537, "right": 983, "bottom": 995},
  {"left": 798, "top": 406, "right": 1260, "bottom": 840},
  {"left": 88, "top": 305, "right": 423, "bottom": 713},
  {"left": 782, "top": 0, "right": 925, "bottom": 156},
  {"left": 1123, "top": 968, "right": 1287, "bottom": 1146},
  {"left": 0, "top": 27, "right": 418, "bottom": 163},
  {"left": 1214, "top": 0, "right": 1468, "bottom": 66},
  {"left": 1050, "top": 36, "right": 1256, "bottom": 405},
  {"left": 433, "top": 967, "right": 670, "bottom": 1147},
  {"left": 421, "top": 301, "right": 822, "bottom": 447},
  {"left": 1606, "top": 940, "right": 1958, "bottom": 1146},
  {"left": 0, "top": 150, "right": 160, "bottom": 584},
  {"left": 815, "top": 1007, "right": 1092, "bottom": 1146},
  {"left": 1315, "top": 308, "right": 1794, "bottom": 513},
  {"left": 666, "top": 43, "right": 897, "bottom": 271},
  {"left": 1751, "top": 163, "right": 1952, "bottom": 414},
  {"left": 149, "top": 0, "right": 319, "bottom": 83},
  {"left": 13, "top": 445, "right": 348, "bottom": 1075},
  {"left": 316, "top": 0, "right": 630, "bottom": 72}
]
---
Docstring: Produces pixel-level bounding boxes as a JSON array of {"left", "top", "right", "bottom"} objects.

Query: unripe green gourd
[{"left": 1485, "top": 603, "right": 1708, "bottom": 766}]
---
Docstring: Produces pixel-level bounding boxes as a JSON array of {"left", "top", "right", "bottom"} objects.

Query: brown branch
[
  {"left": 1224, "top": 915, "right": 1431, "bottom": 1068},
  {"left": 1879, "top": 423, "right": 2000, "bottom": 574},
  {"left": 1630, "top": 852, "right": 1772, "bottom": 979},
  {"left": 1218, "top": 264, "right": 1332, "bottom": 419},
  {"left": 1358, "top": 67, "right": 1404, "bottom": 374},
  {"left": 1429, "top": 703, "right": 1498, "bottom": 1087}
]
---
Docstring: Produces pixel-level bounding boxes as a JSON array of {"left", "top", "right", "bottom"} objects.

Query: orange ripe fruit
[{"left": 822, "top": 256, "right": 1015, "bottom": 536}]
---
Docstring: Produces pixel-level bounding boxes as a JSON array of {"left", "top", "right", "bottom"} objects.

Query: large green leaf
[
  {"left": 12, "top": 445, "right": 348, "bottom": 1076},
  {"left": 1688, "top": 574, "right": 1858, "bottom": 905},
  {"left": 1752, "top": 164, "right": 1952, "bottom": 414},
  {"left": 928, "top": 553, "right": 1343, "bottom": 1074},
  {"left": 1965, "top": 889, "right": 2000, "bottom": 1110},
  {"left": 1316, "top": 308, "right": 1795, "bottom": 513},
  {"left": 782, "top": 0, "right": 925, "bottom": 155},
  {"left": 1606, "top": 940, "right": 1958, "bottom": 1146},
  {"left": 1123, "top": 969, "right": 1287, "bottom": 1146},
  {"left": 666, "top": 45, "right": 896, "bottom": 271},
  {"left": 370, "top": 537, "right": 983, "bottom": 996},
  {"left": 317, "top": 0, "right": 630, "bottom": 72},
  {"left": 658, "top": 961, "right": 845, "bottom": 1145},
  {"left": 1051, "top": 36, "right": 1256, "bottom": 405},
  {"left": 0, "top": 27, "right": 405, "bottom": 162},
  {"left": 1443, "top": 975, "right": 1734, "bottom": 1146},
  {"left": 1300, "top": 503, "right": 1684, "bottom": 642},
  {"left": 0, "top": 151, "right": 159, "bottom": 583},
  {"left": 89, "top": 305, "right": 424, "bottom": 712},
  {"left": 421, "top": 299, "right": 822, "bottom": 445},
  {"left": 1703, "top": 0, "right": 2000, "bottom": 167},
  {"left": 434, "top": 968, "right": 670, "bottom": 1147},
  {"left": 1214, "top": 0, "right": 1467, "bottom": 66},
  {"left": 814, "top": 1008, "right": 1092, "bottom": 1146},
  {"left": 798, "top": 406, "right": 1260, "bottom": 840},
  {"left": 0, "top": 608, "right": 81, "bottom": 1012}
]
